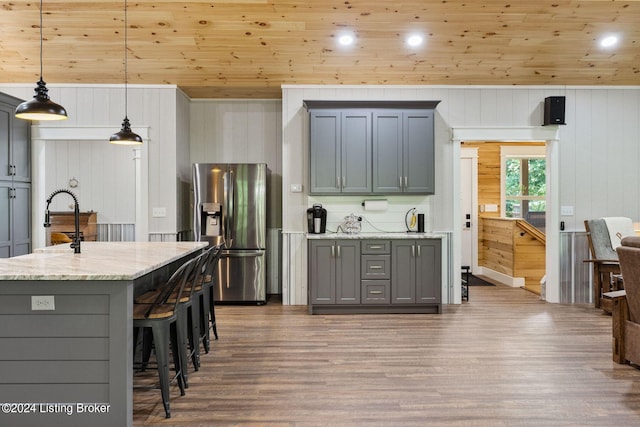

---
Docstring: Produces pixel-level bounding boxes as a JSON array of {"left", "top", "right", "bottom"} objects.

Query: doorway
[{"left": 452, "top": 126, "right": 560, "bottom": 304}]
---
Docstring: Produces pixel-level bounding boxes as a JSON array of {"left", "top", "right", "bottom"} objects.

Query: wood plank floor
[{"left": 133, "top": 285, "right": 640, "bottom": 426}]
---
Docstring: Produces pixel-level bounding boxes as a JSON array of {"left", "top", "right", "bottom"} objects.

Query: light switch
[
  {"left": 560, "top": 206, "right": 574, "bottom": 216},
  {"left": 152, "top": 207, "right": 167, "bottom": 217}
]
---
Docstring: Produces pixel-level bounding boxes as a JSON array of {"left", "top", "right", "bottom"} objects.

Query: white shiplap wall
[
  {"left": 0, "top": 83, "right": 182, "bottom": 243},
  {"left": 282, "top": 85, "right": 640, "bottom": 305},
  {"left": 189, "top": 99, "right": 283, "bottom": 229}
]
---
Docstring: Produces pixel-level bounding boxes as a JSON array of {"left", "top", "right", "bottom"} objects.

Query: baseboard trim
[{"left": 476, "top": 267, "right": 525, "bottom": 288}]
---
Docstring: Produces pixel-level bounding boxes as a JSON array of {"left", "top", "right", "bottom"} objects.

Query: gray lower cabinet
[
  {"left": 308, "top": 238, "right": 441, "bottom": 314},
  {"left": 308, "top": 239, "right": 360, "bottom": 306},
  {"left": 391, "top": 239, "right": 441, "bottom": 305},
  {"left": 0, "top": 181, "right": 31, "bottom": 258}
]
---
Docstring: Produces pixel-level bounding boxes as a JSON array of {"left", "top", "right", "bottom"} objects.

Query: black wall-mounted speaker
[{"left": 543, "top": 96, "right": 566, "bottom": 125}]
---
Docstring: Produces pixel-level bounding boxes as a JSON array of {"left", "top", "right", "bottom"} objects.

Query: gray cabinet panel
[
  {"left": 0, "top": 383, "right": 109, "bottom": 403},
  {"left": 11, "top": 182, "right": 31, "bottom": 256},
  {"left": 416, "top": 240, "right": 442, "bottom": 303},
  {"left": 1, "top": 360, "right": 108, "bottom": 383},
  {"left": 0, "top": 92, "right": 31, "bottom": 258},
  {"left": 0, "top": 182, "right": 9, "bottom": 257},
  {"left": 0, "top": 93, "right": 30, "bottom": 182},
  {"left": 0, "top": 337, "right": 109, "bottom": 360},
  {"left": 373, "top": 111, "right": 403, "bottom": 193},
  {"left": 391, "top": 241, "right": 416, "bottom": 303},
  {"left": 310, "top": 110, "right": 341, "bottom": 194},
  {"left": 308, "top": 240, "right": 336, "bottom": 304},
  {"left": 335, "top": 240, "right": 360, "bottom": 303},
  {"left": 0, "top": 106, "right": 9, "bottom": 181},
  {"left": 341, "top": 111, "right": 371, "bottom": 193},
  {"left": 404, "top": 111, "right": 435, "bottom": 194}
]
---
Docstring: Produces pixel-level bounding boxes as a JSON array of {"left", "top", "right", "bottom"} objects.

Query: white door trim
[{"left": 451, "top": 126, "right": 561, "bottom": 303}]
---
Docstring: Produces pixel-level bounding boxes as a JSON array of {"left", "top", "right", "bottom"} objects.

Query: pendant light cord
[
  {"left": 39, "top": 0, "right": 43, "bottom": 80},
  {"left": 124, "top": 0, "right": 129, "bottom": 119}
]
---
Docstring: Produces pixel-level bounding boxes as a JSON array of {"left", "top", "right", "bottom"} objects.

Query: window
[{"left": 501, "top": 146, "right": 546, "bottom": 230}]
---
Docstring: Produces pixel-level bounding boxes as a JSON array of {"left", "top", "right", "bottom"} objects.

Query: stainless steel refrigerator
[{"left": 193, "top": 163, "right": 267, "bottom": 304}]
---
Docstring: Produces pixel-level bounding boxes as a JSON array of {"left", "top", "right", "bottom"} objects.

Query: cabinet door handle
[
  {"left": 331, "top": 245, "right": 335, "bottom": 257},
  {"left": 370, "top": 265, "right": 382, "bottom": 269},
  {"left": 337, "top": 245, "right": 341, "bottom": 257},
  {"left": 411, "top": 245, "right": 415, "bottom": 257},
  {"left": 342, "top": 176, "right": 346, "bottom": 188},
  {"left": 336, "top": 176, "right": 340, "bottom": 189},
  {"left": 399, "top": 176, "right": 403, "bottom": 189},
  {"left": 404, "top": 176, "right": 408, "bottom": 188},
  {"left": 369, "top": 290, "right": 383, "bottom": 295},
  {"left": 417, "top": 245, "right": 421, "bottom": 257},
  {"left": 369, "top": 245, "right": 382, "bottom": 249}
]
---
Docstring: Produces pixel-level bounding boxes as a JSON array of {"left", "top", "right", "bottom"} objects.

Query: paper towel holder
[{"left": 362, "top": 199, "right": 389, "bottom": 211}]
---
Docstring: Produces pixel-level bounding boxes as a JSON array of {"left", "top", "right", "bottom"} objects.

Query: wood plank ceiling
[{"left": 0, "top": 1, "right": 638, "bottom": 99}]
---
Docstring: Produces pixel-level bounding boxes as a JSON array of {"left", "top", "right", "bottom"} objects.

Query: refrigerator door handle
[
  {"left": 227, "top": 169, "right": 235, "bottom": 247},
  {"left": 222, "top": 249, "right": 265, "bottom": 257}
]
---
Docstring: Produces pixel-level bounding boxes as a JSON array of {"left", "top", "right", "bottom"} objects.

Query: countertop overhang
[
  {"left": 0, "top": 241, "right": 208, "bottom": 281},
  {"left": 306, "top": 232, "right": 446, "bottom": 240}
]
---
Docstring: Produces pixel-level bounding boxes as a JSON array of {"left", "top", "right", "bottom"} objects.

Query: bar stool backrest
[
  {"left": 201, "top": 244, "right": 224, "bottom": 286},
  {"left": 143, "top": 256, "right": 198, "bottom": 319}
]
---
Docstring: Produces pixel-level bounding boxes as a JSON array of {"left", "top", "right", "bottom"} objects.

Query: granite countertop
[
  {"left": 306, "top": 232, "right": 446, "bottom": 239},
  {"left": 0, "top": 241, "right": 208, "bottom": 281}
]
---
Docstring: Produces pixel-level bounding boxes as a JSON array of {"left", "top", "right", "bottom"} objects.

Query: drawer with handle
[
  {"left": 361, "top": 280, "right": 391, "bottom": 304},
  {"left": 361, "top": 255, "right": 390, "bottom": 279},
  {"left": 361, "top": 240, "right": 390, "bottom": 255}
]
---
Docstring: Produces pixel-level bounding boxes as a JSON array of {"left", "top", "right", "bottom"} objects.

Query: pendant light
[
  {"left": 15, "top": 0, "right": 68, "bottom": 121},
  {"left": 110, "top": 0, "right": 142, "bottom": 145}
]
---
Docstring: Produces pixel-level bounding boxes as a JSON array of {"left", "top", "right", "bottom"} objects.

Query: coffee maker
[{"left": 307, "top": 204, "right": 327, "bottom": 234}]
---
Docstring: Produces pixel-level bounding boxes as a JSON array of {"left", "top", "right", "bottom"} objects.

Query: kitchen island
[
  {"left": 307, "top": 232, "right": 444, "bottom": 314},
  {"left": 0, "top": 241, "right": 207, "bottom": 427}
]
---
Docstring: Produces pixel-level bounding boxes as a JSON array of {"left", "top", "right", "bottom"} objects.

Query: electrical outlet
[
  {"left": 152, "top": 207, "right": 167, "bottom": 218},
  {"left": 31, "top": 295, "right": 55, "bottom": 311},
  {"left": 290, "top": 184, "right": 303, "bottom": 193}
]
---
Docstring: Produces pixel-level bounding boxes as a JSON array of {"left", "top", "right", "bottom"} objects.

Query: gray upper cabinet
[
  {"left": 0, "top": 94, "right": 30, "bottom": 183},
  {"left": 309, "top": 109, "right": 371, "bottom": 194},
  {"left": 373, "top": 110, "right": 435, "bottom": 194},
  {"left": 305, "top": 100, "right": 439, "bottom": 196},
  {"left": 0, "top": 92, "right": 32, "bottom": 258}
]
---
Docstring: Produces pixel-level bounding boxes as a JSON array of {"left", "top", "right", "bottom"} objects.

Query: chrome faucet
[{"left": 44, "top": 189, "right": 81, "bottom": 254}]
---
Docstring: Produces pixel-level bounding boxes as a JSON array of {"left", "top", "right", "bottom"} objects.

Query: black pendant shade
[
  {"left": 109, "top": 117, "right": 143, "bottom": 145},
  {"left": 15, "top": 0, "right": 68, "bottom": 121},
  {"left": 110, "top": 0, "right": 142, "bottom": 145}
]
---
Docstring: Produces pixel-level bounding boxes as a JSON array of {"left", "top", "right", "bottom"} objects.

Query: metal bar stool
[
  {"left": 132, "top": 256, "right": 197, "bottom": 418},
  {"left": 197, "top": 244, "right": 223, "bottom": 353}
]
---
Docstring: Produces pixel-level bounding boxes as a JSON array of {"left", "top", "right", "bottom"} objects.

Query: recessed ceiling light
[
  {"left": 600, "top": 35, "right": 619, "bottom": 48},
  {"left": 407, "top": 34, "right": 424, "bottom": 47},
  {"left": 338, "top": 33, "right": 355, "bottom": 46}
]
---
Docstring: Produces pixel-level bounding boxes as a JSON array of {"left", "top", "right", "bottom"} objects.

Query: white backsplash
[{"left": 307, "top": 195, "right": 432, "bottom": 233}]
